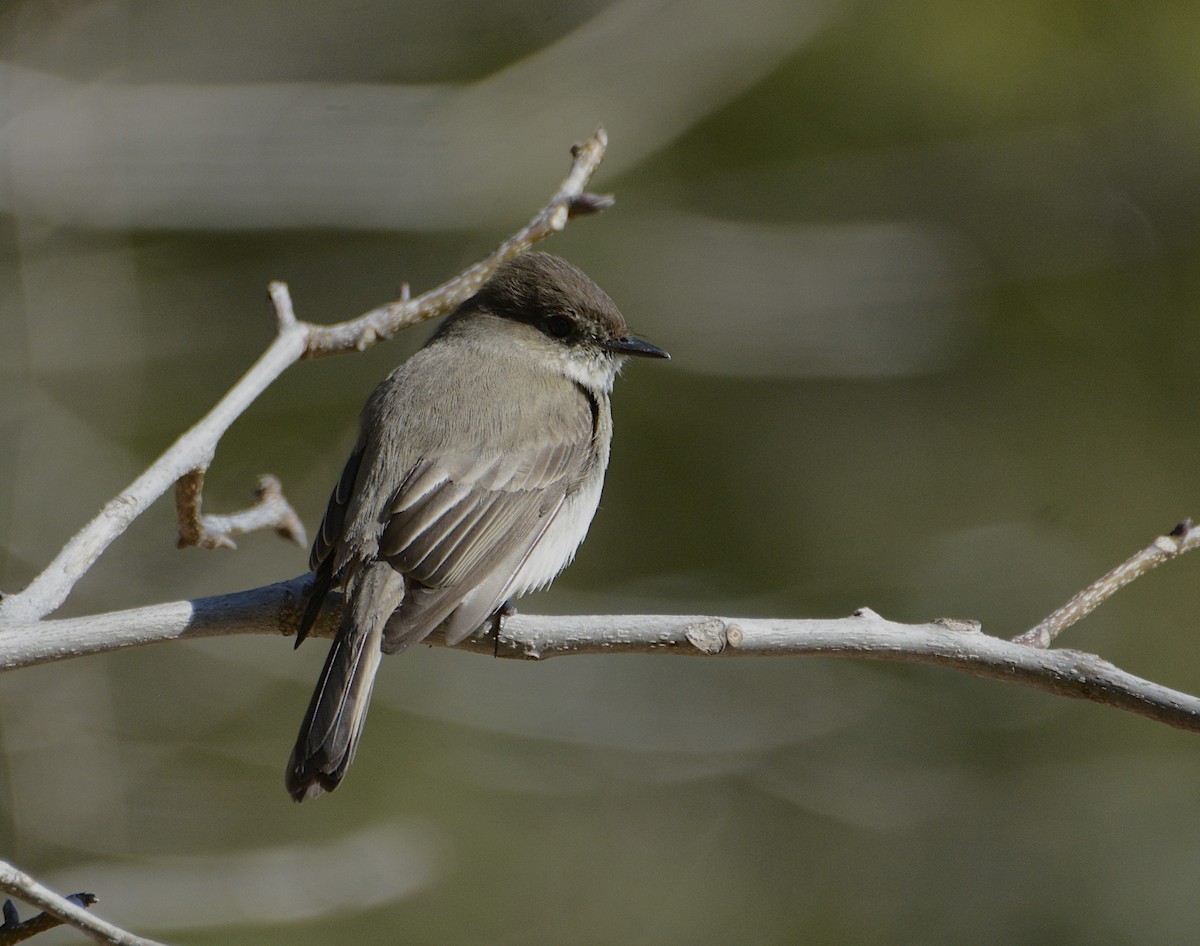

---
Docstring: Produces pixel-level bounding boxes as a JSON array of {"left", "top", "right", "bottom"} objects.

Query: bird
[{"left": 286, "top": 252, "right": 669, "bottom": 801}]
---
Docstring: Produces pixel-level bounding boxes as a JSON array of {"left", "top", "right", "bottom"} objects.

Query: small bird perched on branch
[{"left": 287, "top": 252, "right": 669, "bottom": 801}]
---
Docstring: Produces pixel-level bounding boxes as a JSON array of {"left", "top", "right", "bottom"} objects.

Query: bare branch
[
  {"left": 0, "top": 892, "right": 97, "bottom": 945},
  {"left": 1, "top": 583, "right": 1198, "bottom": 736},
  {"left": 267, "top": 280, "right": 297, "bottom": 332},
  {"left": 176, "top": 473, "right": 306, "bottom": 551},
  {"left": 174, "top": 469, "right": 234, "bottom": 550},
  {"left": 0, "top": 130, "right": 610, "bottom": 623},
  {"left": 1014, "top": 519, "right": 1200, "bottom": 648},
  {"left": 0, "top": 861, "right": 169, "bottom": 946}
]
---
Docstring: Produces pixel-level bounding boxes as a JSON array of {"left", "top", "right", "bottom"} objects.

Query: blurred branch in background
[
  {"left": 0, "top": 0, "right": 838, "bottom": 230},
  {"left": 0, "top": 130, "right": 612, "bottom": 623},
  {"left": 26, "top": 823, "right": 444, "bottom": 944}
]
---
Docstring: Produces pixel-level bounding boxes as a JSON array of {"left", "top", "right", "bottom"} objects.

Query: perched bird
[{"left": 287, "top": 252, "right": 669, "bottom": 801}]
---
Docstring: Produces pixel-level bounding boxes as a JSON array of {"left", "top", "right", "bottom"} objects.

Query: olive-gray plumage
[{"left": 286, "top": 253, "right": 668, "bottom": 801}]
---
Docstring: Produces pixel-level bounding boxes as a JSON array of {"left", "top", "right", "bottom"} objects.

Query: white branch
[
  {"left": 0, "top": 861, "right": 170, "bottom": 946},
  {"left": 0, "top": 581, "right": 1197, "bottom": 736}
]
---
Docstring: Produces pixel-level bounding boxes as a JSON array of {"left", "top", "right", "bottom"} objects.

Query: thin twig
[
  {"left": 174, "top": 469, "right": 233, "bottom": 550},
  {"left": 0, "top": 583, "right": 1198, "bottom": 736},
  {"left": 176, "top": 473, "right": 306, "bottom": 551},
  {"left": 1014, "top": 519, "right": 1200, "bottom": 648},
  {"left": 0, "top": 861, "right": 169, "bottom": 946},
  {"left": 0, "top": 130, "right": 610, "bottom": 623}
]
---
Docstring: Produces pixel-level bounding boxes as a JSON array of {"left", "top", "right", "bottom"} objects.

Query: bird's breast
[{"left": 507, "top": 393, "right": 613, "bottom": 597}]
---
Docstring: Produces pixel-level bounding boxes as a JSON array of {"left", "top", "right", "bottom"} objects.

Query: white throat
[{"left": 559, "top": 348, "right": 621, "bottom": 394}]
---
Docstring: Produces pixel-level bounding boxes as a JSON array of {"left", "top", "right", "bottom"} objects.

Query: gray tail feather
[{"left": 286, "top": 562, "right": 404, "bottom": 802}]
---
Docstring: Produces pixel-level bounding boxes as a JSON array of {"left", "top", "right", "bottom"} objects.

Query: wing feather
[
  {"left": 380, "top": 438, "right": 582, "bottom": 587},
  {"left": 309, "top": 444, "right": 364, "bottom": 574},
  {"left": 377, "top": 404, "right": 593, "bottom": 653}
]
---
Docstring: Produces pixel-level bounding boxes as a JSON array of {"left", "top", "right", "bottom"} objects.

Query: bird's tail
[{"left": 286, "top": 562, "right": 405, "bottom": 802}]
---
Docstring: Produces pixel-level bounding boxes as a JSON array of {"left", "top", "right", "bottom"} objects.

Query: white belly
[
  {"left": 508, "top": 466, "right": 605, "bottom": 597},
  {"left": 508, "top": 387, "right": 612, "bottom": 599}
]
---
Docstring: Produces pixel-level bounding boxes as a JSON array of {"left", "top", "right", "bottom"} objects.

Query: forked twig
[
  {"left": 175, "top": 472, "right": 306, "bottom": 551},
  {"left": 1014, "top": 519, "right": 1200, "bottom": 648}
]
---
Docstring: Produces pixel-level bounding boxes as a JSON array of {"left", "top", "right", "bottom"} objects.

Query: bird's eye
[{"left": 544, "top": 314, "right": 574, "bottom": 339}]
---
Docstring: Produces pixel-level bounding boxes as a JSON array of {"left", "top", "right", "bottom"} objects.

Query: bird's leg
[{"left": 491, "top": 600, "right": 518, "bottom": 657}]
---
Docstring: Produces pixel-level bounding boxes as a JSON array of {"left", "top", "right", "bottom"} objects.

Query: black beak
[{"left": 602, "top": 335, "right": 670, "bottom": 360}]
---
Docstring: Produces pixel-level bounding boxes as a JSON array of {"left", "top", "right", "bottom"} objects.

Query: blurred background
[{"left": 3, "top": 0, "right": 1200, "bottom": 943}]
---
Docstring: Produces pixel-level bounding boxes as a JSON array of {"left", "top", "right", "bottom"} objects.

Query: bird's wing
[
  {"left": 310, "top": 441, "right": 365, "bottom": 574},
  {"left": 378, "top": 399, "right": 594, "bottom": 652},
  {"left": 295, "top": 442, "right": 365, "bottom": 645}
]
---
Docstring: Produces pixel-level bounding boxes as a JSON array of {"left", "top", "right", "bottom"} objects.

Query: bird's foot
[{"left": 491, "top": 600, "right": 517, "bottom": 656}]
